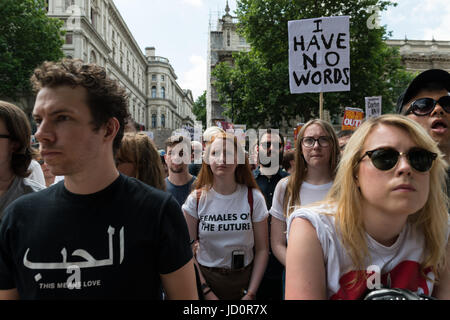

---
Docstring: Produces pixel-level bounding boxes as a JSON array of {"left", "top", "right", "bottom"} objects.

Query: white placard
[
  {"left": 289, "top": 16, "right": 350, "bottom": 94},
  {"left": 365, "top": 96, "right": 382, "bottom": 119}
]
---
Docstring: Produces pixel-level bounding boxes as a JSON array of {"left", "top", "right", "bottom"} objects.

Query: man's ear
[{"left": 104, "top": 117, "right": 120, "bottom": 141}]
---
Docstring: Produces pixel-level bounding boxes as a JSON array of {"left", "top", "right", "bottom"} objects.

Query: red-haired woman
[{"left": 182, "top": 133, "right": 269, "bottom": 300}]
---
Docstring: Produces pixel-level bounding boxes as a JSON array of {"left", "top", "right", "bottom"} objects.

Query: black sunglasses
[
  {"left": 404, "top": 96, "right": 450, "bottom": 116},
  {"left": 0, "top": 134, "right": 11, "bottom": 139},
  {"left": 358, "top": 147, "right": 437, "bottom": 172}
]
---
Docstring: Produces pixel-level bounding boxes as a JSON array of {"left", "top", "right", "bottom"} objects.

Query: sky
[{"left": 113, "top": 0, "right": 450, "bottom": 101}]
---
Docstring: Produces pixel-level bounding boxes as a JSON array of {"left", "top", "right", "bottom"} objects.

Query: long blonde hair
[
  {"left": 327, "top": 114, "right": 448, "bottom": 280},
  {"left": 283, "top": 119, "right": 340, "bottom": 217}
]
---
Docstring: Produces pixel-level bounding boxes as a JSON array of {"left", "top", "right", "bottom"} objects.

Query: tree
[
  {"left": 212, "top": 0, "right": 414, "bottom": 128},
  {"left": 192, "top": 91, "right": 207, "bottom": 128},
  {"left": 0, "top": 0, "right": 65, "bottom": 101}
]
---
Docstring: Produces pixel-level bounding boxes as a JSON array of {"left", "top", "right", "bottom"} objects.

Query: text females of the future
[
  {"left": 199, "top": 213, "right": 252, "bottom": 232},
  {"left": 289, "top": 16, "right": 350, "bottom": 93}
]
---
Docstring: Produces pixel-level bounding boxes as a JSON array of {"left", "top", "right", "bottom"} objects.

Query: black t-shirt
[{"left": 0, "top": 174, "right": 192, "bottom": 299}]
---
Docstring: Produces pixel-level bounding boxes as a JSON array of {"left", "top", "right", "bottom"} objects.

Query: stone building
[
  {"left": 206, "top": 3, "right": 450, "bottom": 145},
  {"left": 46, "top": 0, "right": 196, "bottom": 148},
  {"left": 386, "top": 39, "right": 450, "bottom": 73},
  {"left": 206, "top": 1, "right": 250, "bottom": 128}
]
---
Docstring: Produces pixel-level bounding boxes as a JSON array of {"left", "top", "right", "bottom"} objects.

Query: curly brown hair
[
  {"left": 30, "top": 58, "right": 129, "bottom": 153},
  {"left": 0, "top": 101, "right": 32, "bottom": 178}
]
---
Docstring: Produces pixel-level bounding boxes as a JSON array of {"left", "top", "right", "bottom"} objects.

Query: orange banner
[
  {"left": 341, "top": 107, "right": 364, "bottom": 131},
  {"left": 294, "top": 123, "right": 304, "bottom": 143}
]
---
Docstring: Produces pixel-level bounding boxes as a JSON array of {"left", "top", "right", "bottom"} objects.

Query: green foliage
[
  {"left": 212, "top": 0, "right": 415, "bottom": 128},
  {"left": 193, "top": 91, "right": 207, "bottom": 128},
  {"left": 0, "top": 0, "right": 64, "bottom": 100}
]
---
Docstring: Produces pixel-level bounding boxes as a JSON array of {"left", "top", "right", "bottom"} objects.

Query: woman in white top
[
  {"left": 270, "top": 119, "right": 340, "bottom": 267},
  {"left": 182, "top": 132, "right": 269, "bottom": 300},
  {"left": 286, "top": 115, "right": 450, "bottom": 299}
]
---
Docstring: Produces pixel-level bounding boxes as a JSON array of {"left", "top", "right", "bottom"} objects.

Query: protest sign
[
  {"left": 294, "top": 123, "right": 304, "bottom": 143},
  {"left": 289, "top": 16, "right": 350, "bottom": 94},
  {"left": 365, "top": 96, "right": 382, "bottom": 119},
  {"left": 341, "top": 107, "right": 364, "bottom": 131}
]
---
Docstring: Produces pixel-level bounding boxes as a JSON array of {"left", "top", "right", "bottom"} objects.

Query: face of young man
[
  {"left": 259, "top": 133, "right": 282, "bottom": 169},
  {"left": 403, "top": 89, "right": 450, "bottom": 155},
  {"left": 33, "top": 85, "right": 108, "bottom": 177},
  {"left": 165, "top": 144, "right": 189, "bottom": 174}
]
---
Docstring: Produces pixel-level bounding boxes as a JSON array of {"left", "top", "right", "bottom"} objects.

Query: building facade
[
  {"left": 206, "top": 1, "right": 250, "bottom": 128},
  {"left": 386, "top": 39, "right": 450, "bottom": 73},
  {"left": 46, "top": 0, "right": 196, "bottom": 147},
  {"left": 206, "top": 4, "right": 450, "bottom": 145}
]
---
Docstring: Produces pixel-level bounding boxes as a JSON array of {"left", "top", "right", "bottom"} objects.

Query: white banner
[
  {"left": 365, "top": 96, "right": 382, "bottom": 119},
  {"left": 289, "top": 16, "right": 350, "bottom": 94}
]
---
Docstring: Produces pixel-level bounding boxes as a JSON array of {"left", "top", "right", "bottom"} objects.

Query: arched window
[
  {"left": 161, "top": 114, "right": 165, "bottom": 128},
  {"left": 161, "top": 87, "right": 165, "bottom": 99},
  {"left": 151, "top": 86, "right": 157, "bottom": 98},
  {"left": 152, "top": 114, "right": 157, "bottom": 128},
  {"left": 90, "top": 50, "right": 97, "bottom": 64}
]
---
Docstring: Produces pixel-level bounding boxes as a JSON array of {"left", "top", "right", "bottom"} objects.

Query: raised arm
[{"left": 285, "top": 217, "right": 327, "bottom": 300}]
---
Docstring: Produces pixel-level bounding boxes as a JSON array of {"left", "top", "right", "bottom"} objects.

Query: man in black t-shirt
[{"left": 0, "top": 59, "right": 197, "bottom": 300}]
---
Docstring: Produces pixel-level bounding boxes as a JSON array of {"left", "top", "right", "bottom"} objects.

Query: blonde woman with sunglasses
[{"left": 285, "top": 114, "right": 450, "bottom": 300}]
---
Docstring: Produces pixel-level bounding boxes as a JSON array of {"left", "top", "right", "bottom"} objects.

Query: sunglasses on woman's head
[
  {"left": 358, "top": 147, "right": 437, "bottom": 172},
  {"left": 404, "top": 95, "right": 450, "bottom": 116}
]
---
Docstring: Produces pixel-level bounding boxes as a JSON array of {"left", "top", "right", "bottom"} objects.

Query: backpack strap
[
  {"left": 247, "top": 186, "right": 253, "bottom": 219},
  {"left": 195, "top": 188, "right": 202, "bottom": 240}
]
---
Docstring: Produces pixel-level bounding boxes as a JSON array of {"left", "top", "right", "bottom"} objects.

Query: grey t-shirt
[
  {"left": 165, "top": 176, "right": 196, "bottom": 206},
  {"left": 0, "top": 177, "right": 45, "bottom": 219}
]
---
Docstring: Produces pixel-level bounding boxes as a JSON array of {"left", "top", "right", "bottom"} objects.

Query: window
[
  {"left": 161, "top": 114, "right": 165, "bottom": 128},
  {"left": 90, "top": 51, "right": 97, "bottom": 64},
  {"left": 65, "top": 0, "right": 75, "bottom": 11},
  {"left": 151, "top": 86, "right": 157, "bottom": 98},
  {"left": 65, "top": 33, "right": 73, "bottom": 45},
  {"left": 152, "top": 114, "right": 157, "bottom": 128},
  {"left": 161, "top": 75, "right": 165, "bottom": 81},
  {"left": 152, "top": 74, "right": 156, "bottom": 81},
  {"left": 161, "top": 87, "right": 165, "bottom": 99}
]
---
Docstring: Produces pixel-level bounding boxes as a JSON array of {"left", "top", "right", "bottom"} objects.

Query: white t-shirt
[
  {"left": 27, "top": 160, "right": 46, "bottom": 187},
  {"left": 182, "top": 184, "right": 268, "bottom": 269},
  {"left": 269, "top": 177, "right": 333, "bottom": 222},
  {"left": 287, "top": 203, "right": 450, "bottom": 299}
]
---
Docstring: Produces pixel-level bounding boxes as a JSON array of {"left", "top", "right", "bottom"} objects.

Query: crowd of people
[{"left": 0, "top": 58, "right": 448, "bottom": 300}]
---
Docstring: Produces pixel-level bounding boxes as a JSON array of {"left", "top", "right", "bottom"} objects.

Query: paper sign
[
  {"left": 289, "top": 16, "right": 350, "bottom": 94},
  {"left": 341, "top": 107, "right": 364, "bottom": 131},
  {"left": 365, "top": 96, "right": 382, "bottom": 119}
]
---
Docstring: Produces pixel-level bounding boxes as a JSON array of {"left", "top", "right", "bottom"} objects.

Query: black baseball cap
[{"left": 396, "top": 69, "right": 450, "bottom": 114}]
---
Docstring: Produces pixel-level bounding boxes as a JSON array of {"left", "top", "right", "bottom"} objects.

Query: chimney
[{"left": 145, "top": 47, "right": 155, "bottom": 57}]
